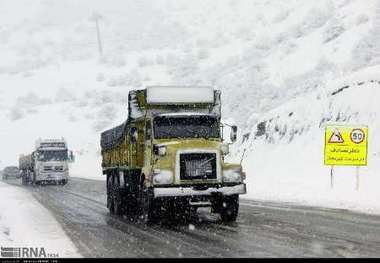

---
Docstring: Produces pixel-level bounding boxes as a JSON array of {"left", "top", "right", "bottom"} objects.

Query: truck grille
[
  {"left": 179, "top": 153, "right": 217, "bottom": 180},
  {"left": 44, "top": 166, "right": 53, "bottom": 171},
  {"left": 43, "top": 166, "right": 64, "bottom": 172}
]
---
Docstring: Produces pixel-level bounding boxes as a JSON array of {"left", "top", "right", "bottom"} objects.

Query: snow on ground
[{"left": 0, "top": 181, "right": 80, "bottom": 258}]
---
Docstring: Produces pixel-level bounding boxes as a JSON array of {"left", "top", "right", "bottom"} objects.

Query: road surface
[{"left": 4, "top": 177, "right": 380, "bottom": 258}]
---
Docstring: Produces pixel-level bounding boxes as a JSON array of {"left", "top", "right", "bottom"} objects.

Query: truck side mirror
[
  {"left": 221, "top": 143, "right": 230, "bottom": 155},
  {"left": 131, "top": 127, "right": 138, "bottom": 143},
  {"left": 230, "top": 125, "right": 238, "bottom": 143},
  {"left": 69, "top": 151, "right": 75, "bottom": 163}
]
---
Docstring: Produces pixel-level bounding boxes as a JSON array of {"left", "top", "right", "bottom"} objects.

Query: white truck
[{"left": 19, "top": 138, "right": 74, "bottom": 185}]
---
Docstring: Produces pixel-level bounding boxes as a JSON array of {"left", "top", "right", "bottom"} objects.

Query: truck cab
[
  {"left": 20, "top": 139, "right": 74, "bottom": 185},
  {"left": 146, "top": 112, "right": 244, "bottom": 192},
  {"left": 34, "top": 139, "right": 73, "bottom": 184}
]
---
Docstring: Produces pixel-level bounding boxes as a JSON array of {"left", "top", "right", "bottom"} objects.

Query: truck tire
[
  {"left": 107, "top": 175, "right": 115, "bottom": 215},
  {"left": 23, "top": 170, "right": 31, "bottom": 185},
  {"left": 219, "top": 195, "right": 239, "bottom": 223},
  {"left": 32, "top": 172, "right": 36, "bottom": 185},
  {"left": 113, "top": 175, "right": 123, "bottom": 216},
  {"left": 21, "top": 174, "right": 27, "bottom": 185},
  {"left": 141, "top": 188, "right": 160, "bottom": 224},
  {"left": 61, "top": 179, "right": 68, "bottom": 185}
]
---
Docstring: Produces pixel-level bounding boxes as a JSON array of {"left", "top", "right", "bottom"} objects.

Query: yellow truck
[{"left": 100, "top": 86, "right": 246, "bottom": 223}]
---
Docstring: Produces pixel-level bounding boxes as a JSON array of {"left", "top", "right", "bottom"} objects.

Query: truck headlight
[
  {"left": 153, "top": 169, "right": 173, "bottom": 185},
  {"left": 153, "top": 145, "right": 167, "bottom": 156},
  {"left": 223, "top": 168, "right": 243, "bottom": 183},
  {"left": 221, "top": 143, "right": 229, "bottom": 155}
]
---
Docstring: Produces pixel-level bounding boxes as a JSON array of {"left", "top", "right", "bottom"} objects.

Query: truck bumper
[
  {"left": 36, "top": 172, "right": 68, "bottom": 182},
  {"left": 153, "top": 183, "right": 246, "bottom": 198}
]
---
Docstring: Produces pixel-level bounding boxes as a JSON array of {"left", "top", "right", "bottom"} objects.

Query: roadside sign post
[
  {"left": 356, "top": 166, "right": 360, "bottom": 191},
  {"left": 324, "top": 124, "right": 368, "bottom": 190}
]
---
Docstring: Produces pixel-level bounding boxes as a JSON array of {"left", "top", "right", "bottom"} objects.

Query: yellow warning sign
[{"left": 324, "top": 124, "right": 368, "bottom": 166}]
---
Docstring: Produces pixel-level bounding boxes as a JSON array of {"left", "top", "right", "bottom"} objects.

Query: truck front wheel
[
  {"left": 216, "top": 195, "right": 239, "bottom": 223},
  {"left": 61, "top": 179, "right": 68, "bottom": 185},
  {"left": 141, "top": 188, "right": 160, "bottom": 224},
  {"left": 21, "top": 175, "right": 26, "bottom": 185}
]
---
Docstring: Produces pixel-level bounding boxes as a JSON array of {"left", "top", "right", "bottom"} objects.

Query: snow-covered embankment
[{"left": 0, "top": 182, "right": 80, "bottom": 258}]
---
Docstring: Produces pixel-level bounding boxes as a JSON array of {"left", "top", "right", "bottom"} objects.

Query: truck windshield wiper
[
  {"left": 156, "top": 129, "right": 174, "bottom": 138},
  {"left": 198, "top": 157, "right": 215, "bottom": 167},
  {"left": 180, "top": 126, "right": 197, "bottom": 137}
]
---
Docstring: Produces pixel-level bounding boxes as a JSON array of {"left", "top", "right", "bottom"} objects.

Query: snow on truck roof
[
  {"left": 146, "top": 86, "right": 215, "bottom": 105},
  {"left": 154, "top": 112, "right": 218, "bottom": 117},
  {"left": 35, "top": 139, "right": 67, "bottom": 149},
  {"left": 127, "top": 87, "right": 221, "bottom": 120}
]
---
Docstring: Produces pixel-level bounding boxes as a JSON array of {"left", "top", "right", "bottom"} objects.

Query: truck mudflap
[{"left": 153, "top": 183, "right": 246, "bottom": 198}]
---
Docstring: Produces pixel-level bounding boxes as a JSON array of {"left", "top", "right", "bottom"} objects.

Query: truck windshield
[
  {"left": 153, "top": 115, "right": 220, "bottom": 139},
  {"left": 37, "top": 150, "right": 68, "bottom": 161}
]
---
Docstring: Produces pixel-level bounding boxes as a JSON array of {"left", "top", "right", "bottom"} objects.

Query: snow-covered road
[
  {"left": 0, "top": 180, "right": 80, "bottom": 258},
  {"left": 4, "top": 177, "right": 380, "bottom": 258}
]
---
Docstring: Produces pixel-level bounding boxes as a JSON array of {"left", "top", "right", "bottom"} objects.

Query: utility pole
[{"left": 91, "top": 12, "right": 103, "bottom": 57}]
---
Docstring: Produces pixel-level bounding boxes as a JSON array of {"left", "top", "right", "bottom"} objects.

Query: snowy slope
[
  {"left": 0, "top": 181, "right": 80, "bottom": 257},
  {"left": 235, "top": 65, "right": 380, "bottom": 214},
  {"left": 0, "top": 0, "right": 379, "bottom": 213}
]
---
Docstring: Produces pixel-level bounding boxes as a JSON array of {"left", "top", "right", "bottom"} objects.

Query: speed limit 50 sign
[{"left": 324, "top": 124, "right": 368, "bottom": 166}]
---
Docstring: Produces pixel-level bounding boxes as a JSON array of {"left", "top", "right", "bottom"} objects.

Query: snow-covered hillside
[
  {"left": 235, "top": 65, "right": 380, "bottom": 214},
  {"left": 0, "top": 0, "right": 379, "bottom": 212}
]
